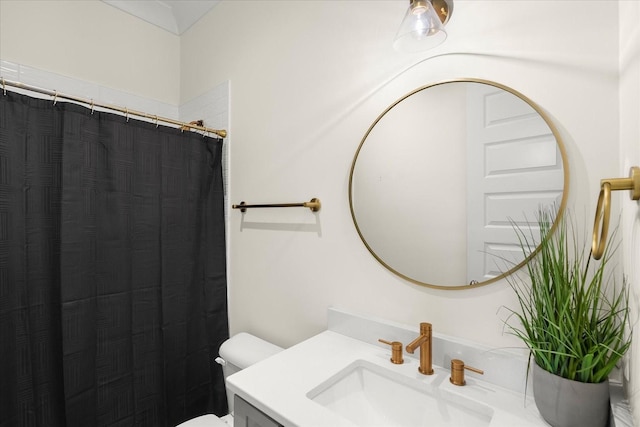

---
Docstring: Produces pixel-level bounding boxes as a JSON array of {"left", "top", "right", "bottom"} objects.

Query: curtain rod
[{"left": 0, "top": 77, "right": 227, "bottom": 138}]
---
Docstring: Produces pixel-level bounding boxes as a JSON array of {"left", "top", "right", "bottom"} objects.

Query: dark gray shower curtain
[{"left": 0, "top": 90, "right": 229, "bottom": 427}]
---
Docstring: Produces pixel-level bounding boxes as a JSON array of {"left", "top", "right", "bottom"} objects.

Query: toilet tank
[{"left": 217, "top": 332, "right": 283, "bottom": 414}]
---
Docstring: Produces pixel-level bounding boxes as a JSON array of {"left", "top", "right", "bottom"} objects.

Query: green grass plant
[{"left": 504, "top": 208, "right": 631, "bottom": 383}]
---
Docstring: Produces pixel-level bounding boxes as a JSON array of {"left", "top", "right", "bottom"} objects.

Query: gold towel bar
[
  {"left": 232, "top": 198, "right": 321, "bottom": 213},
  {"left": 592, "top": 166, "right": 640, "bottom": 260}
]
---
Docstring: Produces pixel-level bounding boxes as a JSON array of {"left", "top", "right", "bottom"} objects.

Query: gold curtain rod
[
  {"left": 232, "top": 198, "right": 321, "bottom": 213},
  {"left": 0, "top": 77, "right": 227, "bottom": 138}
]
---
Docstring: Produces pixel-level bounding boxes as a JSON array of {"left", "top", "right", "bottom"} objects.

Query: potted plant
[{"left": 503, "top": 208, "right": 631, "bottom": 427}]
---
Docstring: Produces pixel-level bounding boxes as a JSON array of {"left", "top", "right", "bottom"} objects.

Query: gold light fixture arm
[
  {"left": 591, "top": 166, "right": 640, "bottom": 260},
  {"left": 430, "top": 0, "right": 453, "bottom": 25},
  {"left": 232, "top": 198, "right": 321, "bottom": 213}
]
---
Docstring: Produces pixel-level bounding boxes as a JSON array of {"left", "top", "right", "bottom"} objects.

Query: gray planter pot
[{"left": 532, "top": 363, "right": 610, "bottom": 427}]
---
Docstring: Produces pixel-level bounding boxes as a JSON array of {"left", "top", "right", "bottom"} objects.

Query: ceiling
[{"left": 101, "top": 0, "right": 221, "bottom": 35}]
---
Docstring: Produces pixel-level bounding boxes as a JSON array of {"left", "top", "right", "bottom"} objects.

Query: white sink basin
[{"left": 307, "top": 360, "right": 494, "bottom": 427}]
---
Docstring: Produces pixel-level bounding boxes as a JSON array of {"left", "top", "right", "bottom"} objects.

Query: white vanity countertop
[{"left": 226, "top": 330, "right": 549, "bottom": 427}]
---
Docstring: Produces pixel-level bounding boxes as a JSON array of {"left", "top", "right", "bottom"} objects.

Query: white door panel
[{"left": 467, "top": 84, "right": 564, "bottom": 283}]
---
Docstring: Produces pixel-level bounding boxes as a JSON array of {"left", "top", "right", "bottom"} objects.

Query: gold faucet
[{"left": 406, "top": 322, "right": 434, "bottom": 375}]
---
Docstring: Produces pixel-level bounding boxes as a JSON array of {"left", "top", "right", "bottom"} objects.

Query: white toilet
[{"left": 176, "top": 332, "right": 283, "bottom": 427}]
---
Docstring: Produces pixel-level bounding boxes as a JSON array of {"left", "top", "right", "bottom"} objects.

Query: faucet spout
[
  {"left": 406, "top": 334, "right": 428, "bottom": 353},
  {"left": 405, "top": 322, "right": 433, "bottom": 375}
]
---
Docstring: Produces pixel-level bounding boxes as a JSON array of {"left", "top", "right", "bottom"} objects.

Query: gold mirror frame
[{"left": 348, "top": 78, "right": 569, "bottom": 290}]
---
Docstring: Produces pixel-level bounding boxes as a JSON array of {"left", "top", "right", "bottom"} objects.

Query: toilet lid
[{"left": 175, "top": 414, "right": 228, "bottom": 427}]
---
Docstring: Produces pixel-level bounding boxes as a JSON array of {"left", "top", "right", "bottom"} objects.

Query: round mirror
[{"left": 349, "top": 79, "right": 568, "bottom": 289}]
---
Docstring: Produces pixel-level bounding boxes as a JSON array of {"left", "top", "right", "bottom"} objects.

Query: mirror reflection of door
[
  {"left": 349, "top": 80, "right": 568, "bottom": 289},
  {"left": 466, "top": 84, "right": 565, "bottom": 284}
]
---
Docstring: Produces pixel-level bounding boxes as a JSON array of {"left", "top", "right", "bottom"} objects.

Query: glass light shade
[{"left": 393, "top": 0, "right": 447, "bottom": 52}]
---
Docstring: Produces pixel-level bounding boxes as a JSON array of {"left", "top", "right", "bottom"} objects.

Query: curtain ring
[
  {"left": 53, "top": 90, "right": 58, "bottom": 105},
  {"left": 125, "top": 108, "right": 129, "bottom": 122},
  {"left": 90, "top": 99, "right": 95, "bottom": 114},
  {"left": 592, "top": 181, "right": 611, "bottom": 260},
  {"left": 155, "top": 115, "right": 159, "bottom": 128},
  {"left": 1, "top": 78, "right": 6, "bottom": 96}
]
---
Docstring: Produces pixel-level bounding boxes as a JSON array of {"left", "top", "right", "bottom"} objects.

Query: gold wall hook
[
  {"left": 450, "top": 359, "right": 484, "bottom": 386},
  {"left": 592, "top": 166, "right": 640, "bottom": 260}
]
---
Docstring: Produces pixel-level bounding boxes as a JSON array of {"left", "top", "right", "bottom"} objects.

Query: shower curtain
[{"left": 0, "top": 90, "right": 229, "bottom": 427}]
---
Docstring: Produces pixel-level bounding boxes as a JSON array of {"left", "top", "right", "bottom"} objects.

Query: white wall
[
  {"left": 2, "top": 0, "right": 636, "bottom": 416},
  {"left": 619, "top": 1, "right": 640, "bottom": 423},
  {"left": 0, "top": 0, "right": 181, "bottom": 105},
  {"left": 181, "top": 0, "right": 620, "bottom": 351}
]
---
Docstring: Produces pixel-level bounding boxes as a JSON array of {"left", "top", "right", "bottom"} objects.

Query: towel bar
[{"left": 232, "top": 198, "right": 321, "bottom": 213}]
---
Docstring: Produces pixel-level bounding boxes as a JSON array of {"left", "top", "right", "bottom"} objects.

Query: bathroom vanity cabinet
[
  {"left": 234, "top": 396, "right": 283, "bottom": 427},
  {"left": 227, "top": 308, "right": 631, "bottom": 426}
]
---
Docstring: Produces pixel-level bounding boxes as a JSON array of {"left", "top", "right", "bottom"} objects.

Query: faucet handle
[
  {"left": 450, "top": 359, "right": 484, "bottom": 386},
  {"left": 378, "top": 339, "right": 404, "bottom": 364}
]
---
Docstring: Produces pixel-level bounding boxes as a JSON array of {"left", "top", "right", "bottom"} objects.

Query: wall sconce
[
  {"left": 393, "top": 0, "right": 453, "bottom": 52},
  {"left": 591, "top": 166, "right": 640, "bottom": 260}
]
